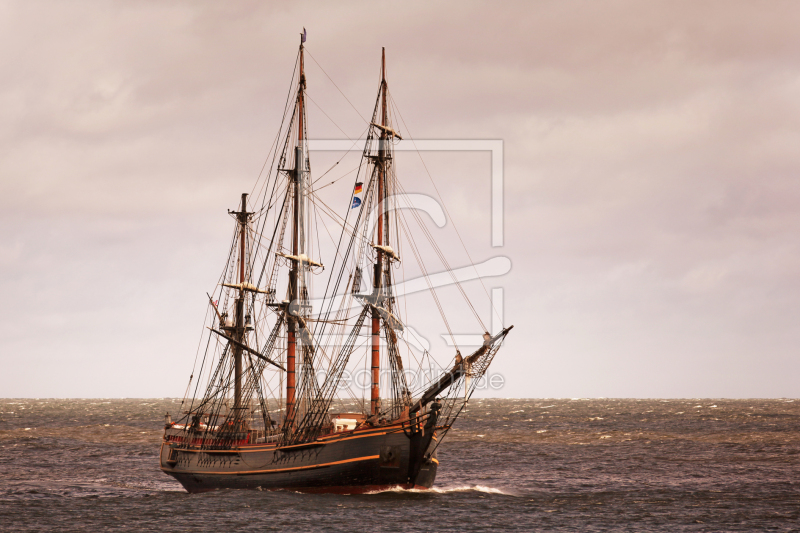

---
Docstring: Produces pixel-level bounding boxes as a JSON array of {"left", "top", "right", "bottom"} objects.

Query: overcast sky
[{"left": 2, "top": 1, "right": 799, "bottom": 398}]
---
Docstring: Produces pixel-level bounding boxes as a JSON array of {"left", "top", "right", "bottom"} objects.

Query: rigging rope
[{"left": 305, "top": 48, "right": 370, "bottom": 126}]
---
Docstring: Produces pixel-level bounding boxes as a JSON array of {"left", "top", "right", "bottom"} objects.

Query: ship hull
[{"left": 160, "top": 424, "right": 438, "bottom": 494}]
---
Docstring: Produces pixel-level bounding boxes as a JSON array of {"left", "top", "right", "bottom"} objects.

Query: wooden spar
[
  {"left": 206, "top": 292, "right": 223, "bottom": 324},
  {"left": 208, "top": 328, "right": 286, "bottom": 371},
  {"left": 371, "top": 48, "right": 388, "bottom": 416},
  {"left": 286, "top": 37, "right": 306, "bottom": 430},
  {"left": 234, "top": 192, "right": 248, "bottom": 415},
  {"left": 239, "top": 193, "right": 246, "bottom": 285},
  {"left": 408, "top": 326, "right": 514, "bottom": 414}
]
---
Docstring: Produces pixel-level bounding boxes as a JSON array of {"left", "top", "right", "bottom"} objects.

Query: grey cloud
[{"left": 1, "top": 1, "right": 799, "bottom": 397}]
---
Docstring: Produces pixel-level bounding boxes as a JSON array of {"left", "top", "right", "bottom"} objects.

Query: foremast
[
  {"left": 363, "top": 48, "right": 411, "bottom": 421},
  {"left": 371, "top": 49, "right": 388, "bottom": 416}
]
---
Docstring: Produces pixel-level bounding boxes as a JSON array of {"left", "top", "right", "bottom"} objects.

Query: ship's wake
[{"left": 366, "top": 484, "right": 516, "bottom": 496}]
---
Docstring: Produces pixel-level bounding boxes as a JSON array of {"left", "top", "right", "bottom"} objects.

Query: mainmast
[
  {"left": 286, "top": 35, "right": 307, "bottom": 430},
  {"left": 371, "top": 48, "right": 389, "bottom": 416}
]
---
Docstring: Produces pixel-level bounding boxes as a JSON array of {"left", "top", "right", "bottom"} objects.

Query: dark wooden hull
[{"left": 160, "top": 423, "right": 439, "bottom": 494}]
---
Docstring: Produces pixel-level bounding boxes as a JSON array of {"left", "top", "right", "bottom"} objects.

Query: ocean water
[{"left": 0, "top": 398, "right": 798, "bottom": 532}]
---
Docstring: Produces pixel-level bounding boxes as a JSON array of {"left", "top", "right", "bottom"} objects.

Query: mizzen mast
[{"left": 231, "top": 192, "right": 250, "bottom": 423}]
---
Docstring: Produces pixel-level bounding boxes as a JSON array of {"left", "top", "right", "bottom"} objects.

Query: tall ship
[{"left": 160, "top": 34, "right": 513, "bottom": 494}]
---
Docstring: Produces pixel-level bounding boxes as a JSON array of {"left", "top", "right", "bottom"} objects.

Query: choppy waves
[{"left": 1, "top": 398, "right": 798, "bottom": 532}]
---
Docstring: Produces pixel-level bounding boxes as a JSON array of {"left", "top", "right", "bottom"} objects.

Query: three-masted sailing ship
[{"left": 160, "top": 35, "right": 512, "bottom": 493}]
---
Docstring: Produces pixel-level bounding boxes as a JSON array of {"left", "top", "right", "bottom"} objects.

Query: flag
[
  {"left": 301, "top": 27, "right": 307, "bottom": 43},
  {"left": 351, "top": 182, "right": 363, "bottom": 209}
]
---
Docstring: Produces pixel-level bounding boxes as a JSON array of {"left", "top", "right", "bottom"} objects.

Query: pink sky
[{"left": 1, "top": 1, "right": 799, "bottom": 397}]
